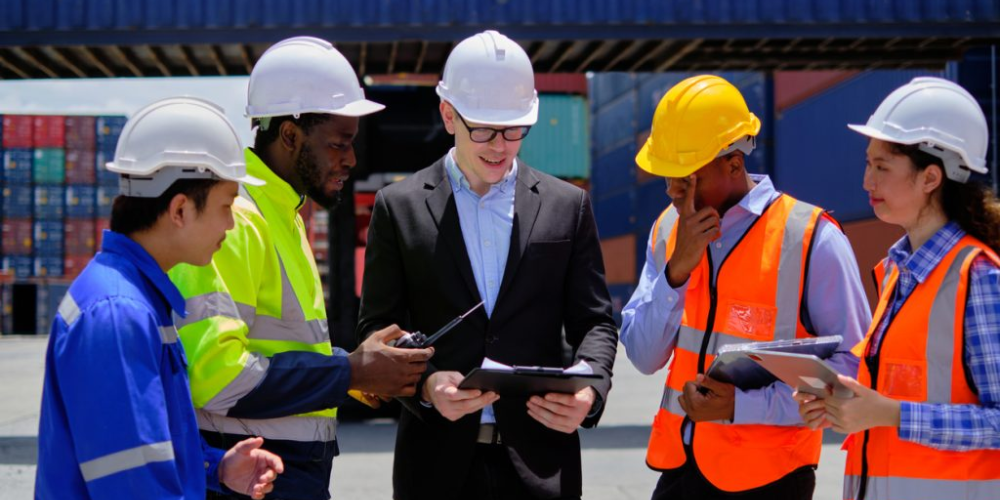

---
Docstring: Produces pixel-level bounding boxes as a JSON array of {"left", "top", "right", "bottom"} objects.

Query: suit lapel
[
  {"left": 496, "top": 162, "right": 541, "bottom": 306},
  {"left": 424, "top": 157, "right": 482, "bottom": 303}
]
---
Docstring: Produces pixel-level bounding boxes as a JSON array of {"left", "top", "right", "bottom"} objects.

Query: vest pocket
[{"left": 878, "top": 358, "right": 926, "bottom": 401}]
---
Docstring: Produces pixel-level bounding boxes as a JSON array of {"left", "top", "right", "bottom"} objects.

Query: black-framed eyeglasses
[{"left": 454, "top": 112, "right": 531, "bottom": 143}]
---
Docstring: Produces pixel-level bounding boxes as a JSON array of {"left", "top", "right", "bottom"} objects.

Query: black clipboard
[{"left": 458, "top": 368, "right": 602, "bottom": 396}]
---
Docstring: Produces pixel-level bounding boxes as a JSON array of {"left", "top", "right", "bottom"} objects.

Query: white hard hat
[
  {"left": 436, "top": 30, "right": 538, "bottom": 127},
  {"left": 107, "top": 97, "right": 264, "bottom": 198},
  {"left": 246, "top": 36, "right": 384, "bottom": 118},
  {"left": 849, "top": 77, "right": 988, "bottom": 183}
]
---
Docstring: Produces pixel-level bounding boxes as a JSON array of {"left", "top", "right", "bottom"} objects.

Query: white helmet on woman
[
  {"left": 107, "top": 97, "right": 264, "bottom": 197},
  {"left": 849, "top": 77, "right": 988, "bottom": 183}
]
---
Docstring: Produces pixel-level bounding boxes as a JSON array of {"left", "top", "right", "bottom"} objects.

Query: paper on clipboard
[{"left": 458, "top": 357, "right": 601, "bottom": 396}]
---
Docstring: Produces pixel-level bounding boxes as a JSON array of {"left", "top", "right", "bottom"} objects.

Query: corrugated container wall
[{"left": 519, "top": 94, "right": 590, "bottom": 179}]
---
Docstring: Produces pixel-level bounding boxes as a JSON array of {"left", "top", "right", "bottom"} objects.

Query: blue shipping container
[
  {"left": 96, "top": 116, "right": 126, "bottom": 150},
  {"left": 593, "top": 189, "right": 635, "bottom": 239},
  {"left": 34, "top": 256, "right": 63, "bottom": 278},
  {"left": 2, "top": 184, "right": 33, "bottom": 218},
  {"left": 591, "top": 143, "right": 637, "bottom": 199},
  {"left": 2, "top": 256, "right": 32, "bottom": 279},
  {"left": 96, "top": 184, "right": 118, "bottom": 217},
  {"left": 34, "top": 220, "right": 64, "bottom": 257},
  {"left": 65, "top": 185, "right": 97, "bottom": 218},
  {"left": 2, "top": 148, "right": 32, "bottom": 184},
  {"left": 34, "top": 185, "right": 65, "bottom": 220},
  {"left": 95, "top": 147, "right": 118, "bottom": 185}
]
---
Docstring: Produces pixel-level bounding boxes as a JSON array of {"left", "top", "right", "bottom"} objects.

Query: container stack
[{"left": 0, "top": 113, "right": 125, "bottom": 334}]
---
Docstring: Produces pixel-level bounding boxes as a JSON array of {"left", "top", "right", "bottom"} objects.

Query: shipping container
[
  {"left": 34, "top": 185, "right": 65, "bottom": 220},
  {"left": 1, "top": 218, "right": 33, "bottom": 255},
  {"left": 95, "top": 147, "right": 118, "bottom": 185},
  {"left": 63, "top": 254, "right": 91, "bottom": 278},
  {"left": 519, "top": 94, "right": 590, "bottom": 179},
  {"left": 36, "top": 282, "right": 71, "bottom": 334},
  {"left": 66, "top": 185, "right": 97, "bottom": 218},
  {"left": 96, "top": 116, "right": 127, "bottom": 150},
  {"left": 592, "top": 90, "right": 637, "bottom": 157},
  {"left": 600, "top": 233, "right": 637, "bottom": 285},
  {"left": 34, "top": 220, "right": 65, "bottom": 257},
  {"left": 96, "top": 185, "right": 117, "bottom": 217},
  {"left": 64, "top": 219, "right": 96, "bottom": 255},
  {"left": 34, "top": 256, "right": 63, "bottom": 278},
  {"left": 592, "top": 189, "right": 635, "bottom": 239},
  {"left": 32, "top": 115, "right": 65, "bottom": 148},
  {"left": 33, "top": 148, "right": 66, "bottom": 184},
  {"left": 2, "top": 115, "right": 32, "bottom": 148},
  {"left": 591, "top": 143, "right": 637, "bottom": 199},
  {"left": 65, "top": 148, "right": 96, "bottom": 184},
  {"left": 2, "top": 184, "right": 33, "bottom": 218},
  {"left": 3, "top": 148, "right": 33, "bottom": 184},
  {"left": 1, "top": 256, "right": 32, "bottom": 279},
  {"left": 95, "top": 217, "right": 111, "bottom": 248},
  {"left": 64, "top": 115, "right": 96, "bottom": 150}
]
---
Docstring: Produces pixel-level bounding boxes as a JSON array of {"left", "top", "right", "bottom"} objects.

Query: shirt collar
[
  {"left": 728, "top": 174, "right": 778, "bottom": 218},
  {"left": 244, "top": 148, "right": 306, "bottom": 217},
  {"left": 100, "top": 230, "right": 188, "bottom": 317},
  {"left": 887, "top": 221, "right": 965, "bottom": 284},
  {"left": 445, "top": 148, "right": 518, "bottom": 196}
]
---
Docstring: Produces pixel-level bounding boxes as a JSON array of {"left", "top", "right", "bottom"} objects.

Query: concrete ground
[{"left": 0, "top": 337, "right": 846, "bottom": 499}]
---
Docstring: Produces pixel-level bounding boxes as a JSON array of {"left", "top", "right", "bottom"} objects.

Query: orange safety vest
[
  {"left": 844, "top": 236, "right": 1000, "bottom": 500},
  {"left": 645, "top": 193, "right": 826, "bottom": 492}
]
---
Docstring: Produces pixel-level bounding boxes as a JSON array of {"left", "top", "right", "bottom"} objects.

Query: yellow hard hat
[{"left": 636, "top": 75, "right": 761, "bottom": 178}]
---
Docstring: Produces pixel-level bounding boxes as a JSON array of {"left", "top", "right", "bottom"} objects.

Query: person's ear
[
  {"left": 440, "top": 102, "right": 457, "bottom": 135},
  {"left": 166, "top": 193, "right": 190, "bottom": 228},
  {"left": 279, "top": 120, "right": 301, "bottom": 152},
  {"left": 726, "top": 152, "right": 745, "bottom": 177},
  {"left": 922, "top": 163, "right": 944, "bottom": 194}
]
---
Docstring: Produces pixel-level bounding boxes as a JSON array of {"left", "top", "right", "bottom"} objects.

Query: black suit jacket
[{"left": 357, "top": 156, "right": 618, "bottom": 499}]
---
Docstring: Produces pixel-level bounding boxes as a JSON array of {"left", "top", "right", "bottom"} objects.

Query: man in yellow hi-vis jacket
[{"left": 168, "top": 37, "right": 433, "bottom": 500}]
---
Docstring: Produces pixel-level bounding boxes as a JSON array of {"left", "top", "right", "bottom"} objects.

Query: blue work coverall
[{"left": 35, "top": 231, "right": 225, "bottom": 499}]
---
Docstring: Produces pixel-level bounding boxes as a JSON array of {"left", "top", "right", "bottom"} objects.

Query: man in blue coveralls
[{"left": 35, "top": 97, "right": 285, "bottom": 499}]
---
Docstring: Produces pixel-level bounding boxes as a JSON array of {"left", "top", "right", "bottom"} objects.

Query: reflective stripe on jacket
[
  {"left": 844, "top": 236, "right": 1000, "bottom": 500},
  {"left": 646, "top": 194, "right": 825, "bottom": 492}
]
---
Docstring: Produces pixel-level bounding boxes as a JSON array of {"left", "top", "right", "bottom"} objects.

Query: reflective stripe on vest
[
  {"left": 647, "top": 194, "right": 825, "bottom": 492},
  {"left": 196, "top": 409, "right": 337, "bottom": 443},
  {"left": 845, "top": 238, "right": 1000, "bottom": 500}
]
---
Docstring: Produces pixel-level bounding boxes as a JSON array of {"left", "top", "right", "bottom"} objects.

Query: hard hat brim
[
  {"left": 635, "top": 140, "right": 706, "bottom": 179},
  {"left": 246, "top": 98, "right": 386, "bottom": 119},
  {"left": 329, "top": 98, "right": 386, "bottom": 118},
  {"left": 848, "top": 123, "right": 988, "bottom": 175},
  {"left": 847, "top": 123, "right": 900, "bottom": 145}
]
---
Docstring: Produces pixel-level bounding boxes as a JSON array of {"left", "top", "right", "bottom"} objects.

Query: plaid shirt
[{"left": 870, "top": 221, "right": 1000, "bottom": 451}]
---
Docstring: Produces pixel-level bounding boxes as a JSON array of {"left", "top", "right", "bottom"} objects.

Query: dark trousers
[
  {"left": 458, "top": 444, "right": 581, "bottom": 500},
  {"left": 651, "top": 454, "right": 815, "bottom": 500}
]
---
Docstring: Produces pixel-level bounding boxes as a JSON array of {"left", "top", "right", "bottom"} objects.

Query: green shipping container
[
  {"left": 519, "top": 94, "right": 590, "bottom": 179},
  {"left": 33, "top": 148, "right": 65, "bottom": 184}
]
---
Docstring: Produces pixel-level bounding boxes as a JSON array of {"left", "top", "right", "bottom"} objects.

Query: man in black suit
[{"left": 357, "top": 30, "right": 618, "bottom": 500}]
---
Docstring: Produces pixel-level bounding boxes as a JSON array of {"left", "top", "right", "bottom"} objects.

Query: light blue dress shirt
[
  {"left": 445, "top": 149, "right": 517, "bottom": 424},
  {"left": 620, "top": 175, "right": 870, "bottom": 431}
]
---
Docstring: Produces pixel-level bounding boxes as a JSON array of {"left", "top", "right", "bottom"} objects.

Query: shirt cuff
[
  {"left": 897, "top": 401, "right": 923, "bottom": 442},
  {"left": 203, "top": 444, "right": 226, "bottom": 492}
]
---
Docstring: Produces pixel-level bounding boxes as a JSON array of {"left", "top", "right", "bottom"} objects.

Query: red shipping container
[
  {"left": 65, "top": 116, "right": 97, "bottom": 150},
  {"left": 64, "top": 254, "right": 93, "bottom": 278},
  {"left": 33, "top": 115, "right": 66, "bottom": 148},
  {"left": 65, "top": 148, "right": 97, "bottom": 184},
  {"left": 64, "top": 219, "right": 96, "bottom": 255},
  {"left": 2, "top": 115, "right": 33, "bottom": 148},
  {"left": 1, "top": 218, "right": 33, "bottom": 255},
  {"left": 95, "top": 217, "right": 111, "bottom": 249}
]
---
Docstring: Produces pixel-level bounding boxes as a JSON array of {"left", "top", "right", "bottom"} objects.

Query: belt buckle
[{"left": 477, "top": 424, "right": 501, "bottom": 445}]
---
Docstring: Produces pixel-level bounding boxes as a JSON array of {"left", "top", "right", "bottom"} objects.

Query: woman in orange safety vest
[{"left": 797, "top": 77, "right": 1000, "bottom": 500}]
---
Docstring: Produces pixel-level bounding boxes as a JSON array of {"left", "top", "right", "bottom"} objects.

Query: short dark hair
[
  {"left": 110, "top": 178, "right": 221, "bottom": 236},
  {"left": 252, "top": 113, "right": 332, "bottom": 150}
]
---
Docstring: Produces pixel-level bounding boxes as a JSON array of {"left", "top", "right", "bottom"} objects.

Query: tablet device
[
  {"left": 458, "top": 368, "right": 602, "bottom": 397},
  {"left": 746, "top": 350, "right": 854, "bottom": 399},
  {"left": 706, "top": 336, "right": 842, "bottom": 391}
]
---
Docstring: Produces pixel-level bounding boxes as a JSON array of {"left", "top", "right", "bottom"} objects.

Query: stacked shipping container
[{"left": 0, "top": 113, "right": 125, "bottom": 333}]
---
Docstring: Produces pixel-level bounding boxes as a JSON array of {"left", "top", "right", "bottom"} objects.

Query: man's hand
[
  {"left": 219, "top": 437, "right": 284, "bottom": 500},
  {"left": 794, "top": 390, "right": 832, "bottom": 430},
  {"left": 823, "top": 375, "right": 900, "bottom": 434},
  {"left": 527, "top": 386, "right": 596, "bottom": 433},
  {"left": 422, "top": 371, "right": 499, "bottom": 421},
  {"left": 349, "top": 325, "right": 433, "bottom": 397},
  {"left": 678, "top": 374, "right": 735, "bottom": 422},
  {"left": 666, "top": 175, "right": 720, "bottom": 288}
]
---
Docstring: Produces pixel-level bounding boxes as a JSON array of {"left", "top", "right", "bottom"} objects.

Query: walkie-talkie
[{"left": 393, "top": 301, "right": 484, "bottom": 348}]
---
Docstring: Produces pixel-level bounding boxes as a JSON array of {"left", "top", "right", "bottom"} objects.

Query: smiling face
[
  {"left": 862, "top": 138, "right": 944, "bottom": 230},
  {"left": 294, "top": 115, "right": 360, "bottom": 208},
  {"left": 440, "top": 102, "right": 522, "bottom": 196}
]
